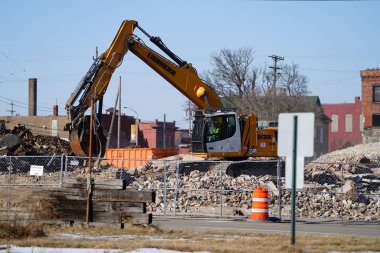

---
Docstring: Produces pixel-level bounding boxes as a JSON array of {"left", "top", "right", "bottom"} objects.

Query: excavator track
[{"left": 178, "top": 159, "right": 284, "bottom": 177}]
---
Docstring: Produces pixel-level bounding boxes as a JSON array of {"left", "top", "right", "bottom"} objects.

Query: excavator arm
[{"left": 65, "top": 20, "right": 223, "bottom": 157}]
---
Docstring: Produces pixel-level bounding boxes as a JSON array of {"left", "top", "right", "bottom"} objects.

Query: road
[{"left": 153, "top": 217, "right": 380, "bottom": 237}]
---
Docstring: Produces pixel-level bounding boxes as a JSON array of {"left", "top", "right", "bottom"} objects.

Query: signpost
[{"left": 278, "top": 112, "right": 314, "bottom": 245}]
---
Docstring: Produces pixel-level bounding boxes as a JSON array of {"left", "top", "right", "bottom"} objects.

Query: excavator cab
[{"left": 191, "top": 110, "right": 242, "bottom": 157}]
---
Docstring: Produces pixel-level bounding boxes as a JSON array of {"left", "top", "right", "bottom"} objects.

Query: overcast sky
[{"left": 0, "top": 0, "right": 379, "bottom": 128}]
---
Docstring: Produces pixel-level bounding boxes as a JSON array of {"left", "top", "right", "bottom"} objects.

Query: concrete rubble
[
  {"left": 0, "top": 121, "right": 379, "bottom": 221},
  {"left": 124, "top": 143, "right": 380, "bottom": 220},
  {"left": 0, "top": 121, "right": 72, "bottom": 155}
]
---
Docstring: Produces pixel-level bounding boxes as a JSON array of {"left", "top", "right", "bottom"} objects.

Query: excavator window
[{"left": 206, "top": 114, "right": 236, "bottom": 143}]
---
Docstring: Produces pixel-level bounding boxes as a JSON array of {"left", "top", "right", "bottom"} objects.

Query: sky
[{"left": 0, "top": 0, "right": 379, "bottom": 129}]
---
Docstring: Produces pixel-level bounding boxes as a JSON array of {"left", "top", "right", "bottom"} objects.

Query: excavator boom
[
  {"left": 65, "top": 20, "right": 223, "bottom": 157},
  {"left": 65, "top": 19, "right": 278, "bottom": 159}
]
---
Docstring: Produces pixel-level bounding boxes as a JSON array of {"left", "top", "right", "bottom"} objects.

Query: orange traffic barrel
[{"left": 251, "top": 186, "right": 269, "bottom": 220}]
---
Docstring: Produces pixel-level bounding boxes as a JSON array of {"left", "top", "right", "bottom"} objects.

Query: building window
[
  {"left": 373, "top": 85, "right": 380, "bottom": 102},
  {"left": 320, "top": 127, "right": 324, "bottom": 144},
  {"left": 345, "top": 114, "right": 352, "bottom": 132},
  {"left": 331, "top": 114, "right": 338, "bottom": 132},
  {"left": 373, "top": 114, "right": 380, "bottom": 127}
]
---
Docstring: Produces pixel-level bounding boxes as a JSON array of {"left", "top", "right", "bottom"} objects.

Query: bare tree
[
  {"left": 275, "top": 63, "right": 311, "bottom": 114},
  {"left": 198, "top": 48, "right": 311, "bottom": 120},
  {"left": 202, "top": 47, "right": 258, "bottom": 109}
]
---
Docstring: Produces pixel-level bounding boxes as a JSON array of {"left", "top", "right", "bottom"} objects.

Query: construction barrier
[{"left": 251, "top": 186, "right": 269, "bottom": 220}]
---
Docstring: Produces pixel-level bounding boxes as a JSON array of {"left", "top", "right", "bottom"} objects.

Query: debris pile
[
  {"left": 0, "top": 121, "right": 71, "bottom": 155},
  {"left": 124, "top": 143, "right": 380, "bottom": 220}
]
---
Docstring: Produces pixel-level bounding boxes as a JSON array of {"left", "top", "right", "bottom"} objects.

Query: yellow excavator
[{"left": 64, "top": 20, "right": 278, "bottom": 160}]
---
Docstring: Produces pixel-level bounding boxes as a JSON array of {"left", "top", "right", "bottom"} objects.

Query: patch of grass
[
  {"left": 3, "top": 224, "right": 380, "bottom": 253},
  {"left": 46, "top": 223, "right": 164, "bottom": 236},
  {"left": 0, "top": 222, "right": 45, "bottom": 240}
]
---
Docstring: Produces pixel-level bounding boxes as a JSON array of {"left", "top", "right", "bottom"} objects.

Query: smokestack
[
  {"left": 28, "top": 78, "right": 37, "bottom": 116},
  {"left": 53, "top": 104, "right": 58, "bottom": 116}
]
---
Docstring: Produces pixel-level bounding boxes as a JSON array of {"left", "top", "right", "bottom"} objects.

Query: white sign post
[{"left": 278, "top": 112, "right": 314, "bottom": 246}]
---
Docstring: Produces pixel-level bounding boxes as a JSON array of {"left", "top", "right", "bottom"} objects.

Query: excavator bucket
[{"left": 69, "top": 115, "right": 106, "bottom": 157}]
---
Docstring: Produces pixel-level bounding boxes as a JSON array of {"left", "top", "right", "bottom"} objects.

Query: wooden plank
[
  {"left": 53, "top": 200, "right": 145, "bottom": 213},
  {"left": 95, "top": 179, "right": 125, "bottom": 190},
  {"left": 121, "top": 212, "right": 152, "bottom": 225},
  {"left": 62, "top": 178, "right": 125, "bottom": 190},
  {"left": 92, "top": 189, "right": 155, "bottom": 202},
  {"left": 110, "top": 202, "right": 146, "bottom": 213},
  {"left": 31, "top": 188, "right": 155, "bottom": 203},
  {"left": 92, "top": 212, "right": 152, "bottom": 225},
  {"left": 0, "top": 187, "right": 154, "bottom": 225}
]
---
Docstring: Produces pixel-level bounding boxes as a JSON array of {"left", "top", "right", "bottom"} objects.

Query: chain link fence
[
  {"left": 0, "top": 155, "right": 379, "bottom": 222},
  {"left": 0, "top": 155, "right": 64, "bottom": 187}
]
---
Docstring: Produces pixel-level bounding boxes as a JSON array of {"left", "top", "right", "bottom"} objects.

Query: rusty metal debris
[{"left": 0, "top": 121, "right": 72, "bottom": 156}]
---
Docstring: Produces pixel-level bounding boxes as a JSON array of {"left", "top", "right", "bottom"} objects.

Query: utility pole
[
  {"left": 163, "top": 113, "right": 166, "bottom": 149},
  {"left": 187, "top": 100, "right": 192, "bottom": 136},
  {"left": 106, "top": 83, "right": 120, "bottom": 149},
  {"left": 7, "top": 101, "right": 15, "bottom": 116},
  {"left": 268, "top": 55, "right": 284, "bottom": 119},
  {"left": 117, "top": 76, "right": 122, "bottom": 148}
]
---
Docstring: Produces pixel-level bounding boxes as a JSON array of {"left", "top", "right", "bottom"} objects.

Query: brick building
[
  {"left": 175, "top": 129, "right": 191, "bottom": 154},
  {"left": 101, "top": 109, "right": 137, "bottom": 148},
  {"left": 322, "top": 97, "right": 362, "bottom": 152},
  {"left": 361, "top": 69, "right": 380, "bottom": 143},
  {"left": 139, "top": 120, "right": 178, "bottom": 149}
]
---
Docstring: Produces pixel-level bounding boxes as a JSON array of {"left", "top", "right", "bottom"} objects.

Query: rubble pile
[
  {"left": 304, "top": 143, "right": 380, "bottom": 195},
  {"left": 0, "top": 122, "right": 71, "bottom": 155},
  {"left": 126, "top": 148, "right": 380, "bottom": 220}
]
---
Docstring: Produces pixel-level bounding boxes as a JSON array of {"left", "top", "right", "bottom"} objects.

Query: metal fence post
[
  {"left": 59, "top": 154, "right": 64, "bottom": 187},
  {"left": 220, "top": 166, "right": 223, "bottom": 217},
  {"left": 64, "top": 156, "right": 68, "bottom": 176},
  {"left": 8, "top": 156, "right": 12, "bottom": 187},
  {"left": 277, "top": 160, "right": 282, "bottom": 220},
  {"left": 174, "top": 160, "right": 179, "bottom": 218},
  {"left": 163, "top": 160, "right": 167, "bottom": 217},
  {"left": 340, "top": 162, "right": 344, "bottom": 222}
]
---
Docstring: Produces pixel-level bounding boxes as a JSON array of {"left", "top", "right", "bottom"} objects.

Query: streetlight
[{"left": 124, "top": 106, "right": 139, "bottom": 146}]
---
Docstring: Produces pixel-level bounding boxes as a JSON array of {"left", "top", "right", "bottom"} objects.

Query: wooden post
[{"left": 86, "top": 96, "right": 94, "bottom": 226}]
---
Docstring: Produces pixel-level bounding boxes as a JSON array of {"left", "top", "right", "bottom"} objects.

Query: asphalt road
[{"left": 153, "top": 217, "right": 380, "bottom": 237}]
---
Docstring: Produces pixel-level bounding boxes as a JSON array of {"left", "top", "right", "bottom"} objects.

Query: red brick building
[
  {"left": 175, "top": 129, "right": 191, "bottom": 154},
  {"left": 361, "top": 69, "right": 380, "bottom": 143},
  {"left": 139, "top": 120, "right": 178, "bottom": 149},
  {"left": 101, "top": 109, "right": 137, "bottom": 148},
  {"left": 322, "top": 97, "right": 362, "bottom": 152}
]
